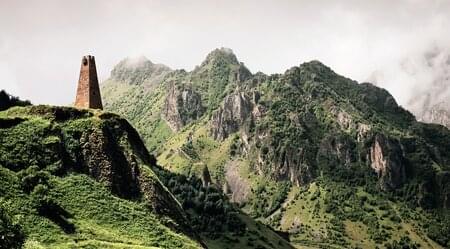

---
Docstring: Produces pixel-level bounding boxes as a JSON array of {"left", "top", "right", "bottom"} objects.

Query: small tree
[{"left": 0, "top": 90, "right": 31, "bottom": 111}]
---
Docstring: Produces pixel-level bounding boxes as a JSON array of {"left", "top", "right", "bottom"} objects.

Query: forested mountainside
[
  {"left": 0, "top": 99, "right": 290, "bottom": 249},
  {"left": 102, "top": 48, "right": 450, "bottom": 249}
]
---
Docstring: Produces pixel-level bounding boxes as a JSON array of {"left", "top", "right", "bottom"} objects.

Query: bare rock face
[
  {"left": 78, "top": 116, "right": 175, "bottom": 208},
  {"left": 73, "top": 114, "right": 200, "bottom": 240},
  {"left": 210, "top": 91, "right": 260, "bottom": 140},
  {"left": 357, "top": 123, "right": 372, "bottom": 142},
  {"left": 418, "top": 101, "right": 450, "bottom": 128},
  {"left": 271, "top": 147, "right": 313, "bottom": 186},
  {"left": 162, "top": 84, "right": 205, "bottom": 132},
  {"left": 80, "top": 126, "right": 141, "bottom": 198},
  {"left": 328, "top": 106, "right": 356, "bottom": 131},
  {"left": 241, "top": 112, "right": 317, "bottom": 187},
  {"left": 317, "top": 134, "right": 356, "bottom": 169},
  {"left": 369, "top": 134, "right": 406, "bottom": 190},
  {"left": 252, "top": 130, "right": 315, "bottom": 187},
  {"left": 201, "top": 165, "right": 212, "bottom": 187},
  {"left": 224, "top": 161, "right": 251, "bottom": 204},
  {"left": 211, "top": 90, "right": 318, "bottom": 187}
]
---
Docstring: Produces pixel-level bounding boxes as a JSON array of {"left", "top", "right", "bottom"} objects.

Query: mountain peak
[
  {"left": 113, "top": 56, "right": 156, "bottom": 71},
  {"left": 200, "top": 47, "right": 240, "bottom": 67},
  {"left": 298, "top": 60, "right": 335, "bottom": 75},
  {"left": 121, "top": 56, "right": 153, "bottom": 68},
  {"left": 110, "top": 56, "right": 171, "bottom": 85}
]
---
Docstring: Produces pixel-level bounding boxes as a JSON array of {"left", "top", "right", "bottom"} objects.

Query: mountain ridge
[{"left": 102, "top": 48, "right": 450, "bottom": 248}]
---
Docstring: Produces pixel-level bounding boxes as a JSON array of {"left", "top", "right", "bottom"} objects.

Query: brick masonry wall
[{"left": 75, "top": 55, "right": 103, "bottom": 109}]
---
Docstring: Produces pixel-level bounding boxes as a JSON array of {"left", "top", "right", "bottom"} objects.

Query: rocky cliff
[
  {"left": 210, "top": 90, "right": 261, "bottom": 140},
  {"left": 162, "top": 83, "right": 205, "bottom": 132},
  {"left": 368, "top": 134, "right": 406, "bottom": 190},
  {"left": 419, "top": 101, "right": 450, "bottom": 128}
]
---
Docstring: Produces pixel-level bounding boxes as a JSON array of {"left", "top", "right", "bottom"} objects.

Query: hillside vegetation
[
  {"left": 0, "top": 102, "right": 292, "bottom": 249},
  {"left": 0, "top": 105, "right": 205, "bottom": 248},
  {"left": 102, "top": 48, "right": 450, "bottom": 248}
]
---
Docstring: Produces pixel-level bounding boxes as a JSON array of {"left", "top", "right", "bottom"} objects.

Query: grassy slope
[
  {"left": 276, "top": 183, "right": 443, "bottom": 249},
  {"left": 102, "top": 88, "right": 447, "bottom": 248},
  {"left": 204, "top": 214, "right": 292, "bottom": 249},
  {"left": 157, "top": 119, "right": 231, "bottom": 178},
  {"left": 0, "top": 106, "right": 202, "bottom": 249},
  {"left": 2, "top": 172, "right": 197, "bottom": 249},
  {"left": 153, "top": 119, "right": 445, "bottom": 248},
  {"left": 152, "top": 119, "right": 295, "bottom": 249},
  {"left": 101, "top": 79, "right": 173, "bottom": 152}
]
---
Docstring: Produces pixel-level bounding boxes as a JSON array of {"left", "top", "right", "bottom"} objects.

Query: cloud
[
  {"left": 364, "top": 39, "right": 450, "bottom": 115},
  {"left": 0, "top": 0, "right": 449, "bottom": 117}
]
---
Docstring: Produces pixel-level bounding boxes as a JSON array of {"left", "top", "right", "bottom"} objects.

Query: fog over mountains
[
  {"left": 1, "top": 0, "right": 450, "bottom": 122},
  {"left": 369, "top": 44, "right": 450, "bottom": 127},
  {"left": 2, "top": 1, "right": 450, "bottom": 249}
]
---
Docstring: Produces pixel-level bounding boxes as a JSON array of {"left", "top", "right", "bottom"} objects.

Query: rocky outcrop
[
  {"left": 224, "top": 161, "right": 251, "bottom": 204},
  {"left": 80, "top": 126, "right": 141, "bottom": 198},
  {"left": 317, "top": 134, "right": 356, "bottom": 169},
  {"left": 328, "top": 107, "right": 356, "bottom": 131},
  {"left": 262, "top": 146, "right": 314, "bottom": 187},
  {"left": 68, "top": 114, "right": 199, "bottom": 239},
  {"left": 250, "top": 121, "right": 315, "bottom": 186},
  {"left": 162, "top": 84, "right": 205, "bottom": 131},
  {"left": 201, "top": 165, "right": 212, "bottom": 187},
  {"left": 368, "top": 134, "right": 406, "bottom": 190},
  {"left": 418, "top": 101, "right": 450, "bottom": 128},
  {"left": 357, "top": 123, "right": 372, "bottom": 142},
  {"left": 210, "top": 91, "right": 261, "bottom": 140},
  {"left": 190, "top": 48, "right": 253, "bottom": 111}
]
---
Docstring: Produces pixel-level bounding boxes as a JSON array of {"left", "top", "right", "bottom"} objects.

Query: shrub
[
  {"left": 0, "top": 205, "right": 25, "bottom": 249},
  {"left": 0, "top": 90, "right": 31, "bottom": 111}
]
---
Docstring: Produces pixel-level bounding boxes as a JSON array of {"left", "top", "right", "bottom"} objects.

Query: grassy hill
[
  {"left": 0, "top": 103, "right": 292, "bottom": 249},
  {"left": 0, "top": 105, "right": 204, "bottom": 249}
]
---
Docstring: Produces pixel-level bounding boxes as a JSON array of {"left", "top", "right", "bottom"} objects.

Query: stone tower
[{"left": 75, "top": 55, "right": 103, "bottom": 109}]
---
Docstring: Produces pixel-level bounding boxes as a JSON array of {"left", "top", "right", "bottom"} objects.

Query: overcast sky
[{"left": 0, "top": 0, "right": 449, "bottom": 113}]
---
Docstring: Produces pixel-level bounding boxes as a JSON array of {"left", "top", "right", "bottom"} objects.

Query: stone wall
[{"left": 75, "top": 55, "right": 103, "bottom": 109}]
